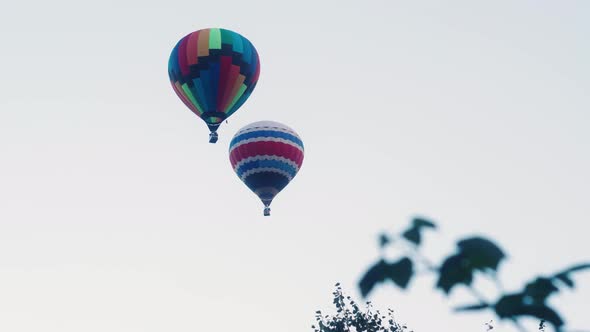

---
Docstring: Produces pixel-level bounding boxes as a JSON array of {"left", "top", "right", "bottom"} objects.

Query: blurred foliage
[
  {"left": 437, "top": 237, "right": 505, "bottom": 294},
  {"left": 359, "top": 258, "right": 413, "bottom": 297},
  {"left": 359, "top": 217, "right": 590, "bottom": 332},
  {"left": 401, "top": 217, "right": 436, "bottom": 246}
]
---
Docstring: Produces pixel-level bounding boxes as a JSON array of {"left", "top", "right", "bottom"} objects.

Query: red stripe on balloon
[
  {"left": 186, "top": 31, "right": 200, "bottom": 66},
  {"left": 178, "top": 37, "right": 189, "bottom": 76},
  {"left": 217, "top": 56, "right": 232, "bottom": 108},
  {"left": 229, "top": 141, "right": 304, "bottom": 168},
  {"left": 219, "top": 64, "right": 240, "bottom": 112}
]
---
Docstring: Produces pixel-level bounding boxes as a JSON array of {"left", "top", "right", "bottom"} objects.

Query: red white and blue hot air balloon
[{"left": 229, "top": 121, "right": 304, "bottom": 216}]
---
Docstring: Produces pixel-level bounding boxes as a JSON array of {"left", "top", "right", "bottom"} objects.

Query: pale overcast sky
[{"left": 0, "top": 1, "right": 589, "bottom": 332}]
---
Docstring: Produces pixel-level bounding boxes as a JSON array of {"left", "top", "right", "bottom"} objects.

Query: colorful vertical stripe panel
[{"left": 168, "top": 28, "right": 260, "bottom": 130}]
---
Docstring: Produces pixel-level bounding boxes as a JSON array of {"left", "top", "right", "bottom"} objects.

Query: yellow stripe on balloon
[{"left": 197, "top": 29, "right": 210, "bottom": 57}]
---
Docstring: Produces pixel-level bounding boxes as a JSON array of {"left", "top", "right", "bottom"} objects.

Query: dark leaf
[
  {"left": 387, "top": 257, "right": 413, "bottom": 289},
  {"left": 402, "top": 227, "right": 421, "bottom": 246},
  {"left": 358, "top": 258, "right": 414, "bottom": 297},
  {"left": 494, "top": 294, "right": 563, "bottom": 330},
  {"left": 553, "top": 273, "right": 574, "bottom": 288},
  {"left": 412, "top": 217, "right": 436, "bottom": 229},
  {"left": 454, "top": 303, "right": 489, "bottom": 312},
  {"left": 379, "top": 234, "right": 391, "bottom": 248},
  {"left": 359, "top": 260, "right": 389, "bottom": 297},
  {"left": 457, "top": 237, "right": 505, "bottom": 271},
  {"left": 402, "top": 218, "right": 436, "bottom": 246},
  {"left": 494, "top": 294, "right": 523, "bottom": 317},
  {"left": 436, "top": 253, "right": 473, "bottom": 294},
  {"left": 524, "top": 278, "right": 559, "bottom": 304}
]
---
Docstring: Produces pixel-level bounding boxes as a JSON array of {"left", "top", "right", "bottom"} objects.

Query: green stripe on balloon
[
  {"left": 181, "top": 83, "right": 203, "bottom": 115},
  {"left": 209, "top": 28, "right": 221, "bottom": 49},
  {"left": 207, "top": 116, "right": 223, "bottom": 123}
]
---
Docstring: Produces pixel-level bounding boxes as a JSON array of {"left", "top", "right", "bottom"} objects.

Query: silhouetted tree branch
[
  {"left": 359, "top": 217, "right": 590, "bottom": 332},
  {"left": 313, "top": 283, "right": 410, "bottom": 332}
]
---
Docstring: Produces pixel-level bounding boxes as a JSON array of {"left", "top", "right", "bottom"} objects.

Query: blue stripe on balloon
[
  {"left": 192, "top": 78, "right": 208, "bottom": 112},
  {"left": 230, "top": 130, "right": 304, "bottom": 149},
  {"left": 168, "top": 45, "right": 180, "bottom": 80},
  {"left": 244, "top": 172, "right": 290, "bottom": 197},
  {"left": 236, "top": 158, "right": 298, "bottom": 179},
  {"left": 231, "top": 32, "right": 243, "bottom": 53},
  {"left": 199, "top": 69, "right": 212, "bottom": 112},
  {"left": 209, "top": 61, "right": 220, "bottom": 112},
  {"left": 242, "top": 37, "right": 252, "bottom": 64},
  {"left": 249, "top": 50, "right": 258, "bottom": 79}
]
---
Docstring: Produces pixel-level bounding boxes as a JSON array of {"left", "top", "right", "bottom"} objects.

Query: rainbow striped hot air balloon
[
  {"left": 229, "top": 121, "right": 304, "bottom": 216},
  {"left": 168, "top": 28, "right": 260, "bottom": 143}
]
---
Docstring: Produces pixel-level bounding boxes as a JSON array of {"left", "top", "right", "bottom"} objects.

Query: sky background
[{"left": 1, "top": 1, "right": 589, "bottom": 331}]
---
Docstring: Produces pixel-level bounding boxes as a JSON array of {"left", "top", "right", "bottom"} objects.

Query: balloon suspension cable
[
  {"left": 263, "top": 206, "right": 271, "bottom": 216},
  {"left": 209, "top": 131, "right": 219, "bottom": 144}
]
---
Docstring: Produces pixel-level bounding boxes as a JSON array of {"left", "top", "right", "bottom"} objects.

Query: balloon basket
[
  {"left": 209, "top": 132, "right": 218, "bottom": 143},
  {"left": 263, "top": 207, "right": 271, "bottom": 216}
]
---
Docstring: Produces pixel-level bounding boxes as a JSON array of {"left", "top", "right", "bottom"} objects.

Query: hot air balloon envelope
[
  {"left": 168, "top": 28, "right": 261, "bottom": 143},
  {"left": 229, "top": 121, "right": 304, "bottom": 216}
]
